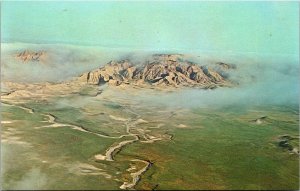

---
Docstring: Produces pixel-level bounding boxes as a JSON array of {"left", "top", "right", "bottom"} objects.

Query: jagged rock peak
[{"left": 78, "top": 54, "right": 235, "bottom": 89}]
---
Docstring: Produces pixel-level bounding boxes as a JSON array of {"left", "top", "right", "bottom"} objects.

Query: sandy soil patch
[
  {"left": 177, "top": 124, "right": 188, "bottom": 128},
  {"left": 109, "top": 115, "right": 128, "bottom": 122},
  {"left": 1, "top": 121, "right": 14, "bottom": 124},
  {"left": 94, "top": 154, "right": 106, "bottom": 160},
  {"left": 68, "top": 162, "right": 112, "bottom": 179}
]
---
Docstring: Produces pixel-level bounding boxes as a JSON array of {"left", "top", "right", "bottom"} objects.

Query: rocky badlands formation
[
  {"left": 16, "top": 50, "right": 46, "bottom": 62},
  {"left": 2, "top": 54, "right": 237, "bottom": 100},
  {"left": 78, "top": 54, "right": 235, "bottom": 88}
]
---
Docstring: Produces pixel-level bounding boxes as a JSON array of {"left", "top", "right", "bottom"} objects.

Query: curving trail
[
  {"left": 1, "top": 102, "right": 34, "bottom": 113},
  {"left": 38, "top": 113, "right": 131, "bottom": 139},
  {"left": 2, "top": 101, "right": 155, "bottom": 190}
]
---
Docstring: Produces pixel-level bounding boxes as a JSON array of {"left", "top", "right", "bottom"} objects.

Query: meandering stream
[{"left": 2, "top": 101, "right": 154, "bottom": 190}]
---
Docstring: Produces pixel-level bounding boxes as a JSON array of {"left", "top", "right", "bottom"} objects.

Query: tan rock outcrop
[{"left": 78, "top": 54, "right": 235, "bottom": 88}]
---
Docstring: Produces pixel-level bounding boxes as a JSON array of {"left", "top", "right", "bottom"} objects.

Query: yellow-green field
[{"left": 1, "top": 90, "right": 299, "bottom": 190}]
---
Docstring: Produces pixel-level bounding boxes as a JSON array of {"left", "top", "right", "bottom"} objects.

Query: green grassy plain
[
  {"left": 121, "top": 105, "right": 299, "bottom": 190},
  {"left": 1, "top": 94, "right": 299, "bottom": 190}
]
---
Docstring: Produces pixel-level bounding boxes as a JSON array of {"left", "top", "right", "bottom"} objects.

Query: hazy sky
[{"left": 1, "top": 1, "right": 299, "bottom": 54}]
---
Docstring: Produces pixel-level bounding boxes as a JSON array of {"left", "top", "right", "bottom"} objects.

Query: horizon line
[{"left": 1, "top": 40, "right": 299, "bottom": 57}]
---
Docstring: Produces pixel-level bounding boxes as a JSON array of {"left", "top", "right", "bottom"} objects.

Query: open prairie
[{"left": 1, "top": 79, "right": 299, "bottom": 190}]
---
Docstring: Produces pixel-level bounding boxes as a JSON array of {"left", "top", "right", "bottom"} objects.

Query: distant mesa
[
  {"left": 16, "top": 50, "right": 47, "bottom": 62},
  {"left": 78, "top": 54, "right": 236, "bottom": 89}
]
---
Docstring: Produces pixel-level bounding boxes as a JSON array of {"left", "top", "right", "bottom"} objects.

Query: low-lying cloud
[{"left": 1, "top": 43, "right": 299, "bottom": 107}]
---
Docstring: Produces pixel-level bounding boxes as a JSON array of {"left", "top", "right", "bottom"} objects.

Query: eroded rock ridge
[{"left": 79, "top": 54, "right": 235, "bottom": 88}]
